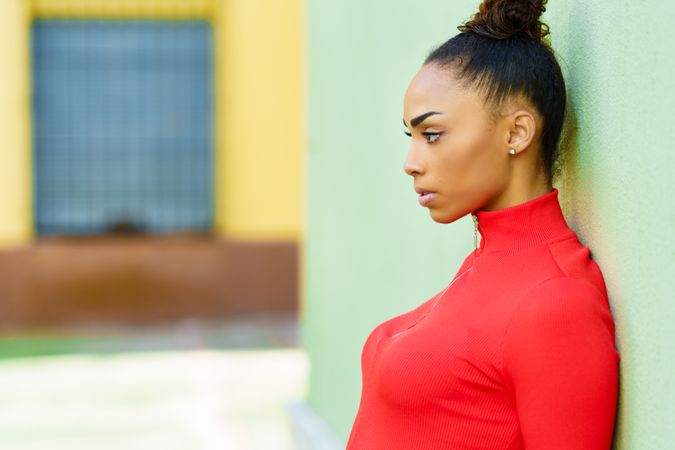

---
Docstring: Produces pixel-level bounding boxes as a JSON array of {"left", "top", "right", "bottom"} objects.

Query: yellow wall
[
  {"left": 0, "top": 0, "right": 303, "bottom": 247},
  {"left": 213, "top": 0, "right": 304, "bottom": 242},
  {"left": 30, "top": 0, "right": 213, "bottom": 18},
  {"left": 0, "top": 0, "right": 32, "bottom": 248}
]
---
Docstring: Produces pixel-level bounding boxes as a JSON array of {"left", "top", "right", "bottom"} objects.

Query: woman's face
[{"left": 402, "top": 63, "right": 525, "bottom": 223}]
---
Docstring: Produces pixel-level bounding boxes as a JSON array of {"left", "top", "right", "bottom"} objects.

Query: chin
[{"left": 428, "top": 207, "right": 456, "bottom": 224}]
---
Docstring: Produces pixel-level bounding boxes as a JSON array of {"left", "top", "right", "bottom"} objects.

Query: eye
[
  {"left": 422, "top": 132, "right": 442, "bottom": 144},
  {"left": 403, "top": 130, "right": 412, "bottom": 137}
]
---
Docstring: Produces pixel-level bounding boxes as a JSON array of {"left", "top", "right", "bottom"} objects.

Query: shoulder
[
  {"left": 504, "top": 276, "right": 614, "bottom": 342},
  {"left": 546, "top": 237, "right": 609, "bottom": 297},
  {"left": 499, "top": 275, "right": 620, "bottom": 397},
  {"left": 500, "top": 276, "right": 619, "bottom": 383}
]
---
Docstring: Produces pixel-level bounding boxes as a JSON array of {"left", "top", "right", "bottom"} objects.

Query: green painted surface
[{"left": 304, "top": 0, "right": 675, "bottom": 447}]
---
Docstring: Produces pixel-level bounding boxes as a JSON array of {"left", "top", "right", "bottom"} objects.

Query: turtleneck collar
[{"left": 470, "top": 187, "right": 576, "bottom": 255}]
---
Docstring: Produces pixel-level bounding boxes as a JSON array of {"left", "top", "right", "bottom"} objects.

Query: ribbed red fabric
[{"left": 346, "top": 187, "right": 620, "bottom": 450}]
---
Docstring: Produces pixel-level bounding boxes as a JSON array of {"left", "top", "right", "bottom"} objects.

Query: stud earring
[{"left": 508, "top": 148, "right": 516, "bottom": 155}]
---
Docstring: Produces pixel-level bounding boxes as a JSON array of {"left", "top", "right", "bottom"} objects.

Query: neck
[
  {"left": 479, "top": 182, "right": 553, "bottom": 212},
  {"left": 470, "top": 187, "right": 576, "bottom": 255}
]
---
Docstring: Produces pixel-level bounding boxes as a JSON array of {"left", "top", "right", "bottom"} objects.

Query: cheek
[
  {"left": 431, "top": 130, "right": 503, "bottom": 198},
  {"left": 439, "top": 131, "right": 492, "bottom": 174}
]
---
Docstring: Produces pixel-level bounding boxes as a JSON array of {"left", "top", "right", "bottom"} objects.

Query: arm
[{"left": 501, "top": 277, "right": 620, "bottom": 450}]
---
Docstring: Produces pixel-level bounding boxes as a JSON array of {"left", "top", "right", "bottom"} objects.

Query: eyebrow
[{"left": 403, "top": 111, "right": 443, "bottom": 129}]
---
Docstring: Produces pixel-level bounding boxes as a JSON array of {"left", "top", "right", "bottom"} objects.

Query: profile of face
[{"left": 402, "top": 62, "right": 539, "bottom": 224}]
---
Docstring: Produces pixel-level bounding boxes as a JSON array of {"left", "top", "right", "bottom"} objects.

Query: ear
[{"left": 507, "top": 108, "right": 537, "bottom": 154}]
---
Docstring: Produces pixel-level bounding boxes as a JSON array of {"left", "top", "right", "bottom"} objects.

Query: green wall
[{"left": 303, "top": 0, "right": 675, "bottom": 447}]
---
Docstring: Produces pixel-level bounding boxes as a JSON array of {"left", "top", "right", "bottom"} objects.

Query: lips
[
  {"left": 414, "top": 187, "right": 434, "bottom": 195},
  {"left": 415, "top": 187, "right": 437, "bottom": 206}
]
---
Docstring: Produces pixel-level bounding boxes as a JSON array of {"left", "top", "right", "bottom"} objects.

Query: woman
[{"left": 345, "top": 0, "right": 620, "bottom": 449}]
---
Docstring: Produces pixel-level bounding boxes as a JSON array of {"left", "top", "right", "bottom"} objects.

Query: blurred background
[
  {"left": 0, "top": 0, "right": 307, "bottom": 449},
  {"left": 1, "top": 0, "right": 674, "bottom": 449}
]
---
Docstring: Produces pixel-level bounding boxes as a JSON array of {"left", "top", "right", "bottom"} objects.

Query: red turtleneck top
[{"left": 346, "top": 188, "right": 620, "bottom": 450}]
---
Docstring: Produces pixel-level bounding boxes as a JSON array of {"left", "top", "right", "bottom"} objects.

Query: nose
[{"left": 403, "top": 145, "right": 423, "bottom": 177}]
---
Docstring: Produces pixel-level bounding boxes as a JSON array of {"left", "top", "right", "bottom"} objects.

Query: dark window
[{"left": 31, "top": 20, "right": 214, "bottom": 235}]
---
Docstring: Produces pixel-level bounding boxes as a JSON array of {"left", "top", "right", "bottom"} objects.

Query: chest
[{"left": 360, "top": 268, "right": 512, "bottom": 407}]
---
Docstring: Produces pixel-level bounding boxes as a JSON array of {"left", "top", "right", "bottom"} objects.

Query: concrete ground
[{"left": 0, "top": 313, "right": 307, "bottom": 450}]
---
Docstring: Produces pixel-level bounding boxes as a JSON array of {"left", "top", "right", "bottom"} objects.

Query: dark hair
[{"left": 423, "top": 0, "right": 566, "bottom": 184}]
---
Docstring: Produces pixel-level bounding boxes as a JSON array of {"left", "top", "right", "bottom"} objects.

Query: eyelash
[{"left": 403, "top": 130, "right": 442, "bottom": 144}]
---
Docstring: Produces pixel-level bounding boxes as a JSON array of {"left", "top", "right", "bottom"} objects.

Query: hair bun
[{"left": 458, "top": 0, "right": 550, "bottom": 43}]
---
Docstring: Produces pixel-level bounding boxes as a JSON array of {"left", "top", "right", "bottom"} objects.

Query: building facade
[{"left": 0, "top": 0, "right": 305, "bottom": 326}]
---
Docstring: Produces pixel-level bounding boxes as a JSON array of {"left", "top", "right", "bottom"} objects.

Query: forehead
[{"left": 404, "top": 63, "right": 484, "bottom": 121}]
